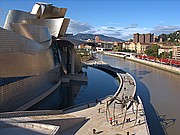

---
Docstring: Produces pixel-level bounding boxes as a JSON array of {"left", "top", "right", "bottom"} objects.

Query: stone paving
[
  {"left": 64, "top": 98, "right": 149, "bottom": 135},
  {"left": 0, "top": 61, "right": 150, "bottom": 135},
  {"left": 62, "top": 62, "right": 150, "bottom": 135}
]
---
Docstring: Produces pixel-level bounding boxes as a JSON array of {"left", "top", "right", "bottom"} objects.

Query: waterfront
[
  {"left": 29, "top": 67, "right": 119, "bottom": 110},
  {"left": 96, "top": 53, "right": 180, "bottom": 135},
  {"left": 0, "top": 64, "right": 149, "bottom": 135}
]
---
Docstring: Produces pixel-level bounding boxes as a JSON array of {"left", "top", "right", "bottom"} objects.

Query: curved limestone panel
[
  {"left": 0, "top": 28, "right": 54, "bottom": 77},
  {"left": 3, "top": 10, "right": 36, "bottom": 30}
]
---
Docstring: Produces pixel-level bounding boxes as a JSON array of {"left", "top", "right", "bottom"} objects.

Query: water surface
[
  {"left": 96, "top": 53, "right": 180, "bottom": 135},
  {"left": 29, "top": 66, "right": 119, "bottom": 110}
]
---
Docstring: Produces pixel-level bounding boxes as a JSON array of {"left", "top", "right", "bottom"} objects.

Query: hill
[
  {"left": 70, "top": 33, "right": 124, "bottom": 42},
  {"left": 159, "top": 30, "right": 180, "bottom": 42}
]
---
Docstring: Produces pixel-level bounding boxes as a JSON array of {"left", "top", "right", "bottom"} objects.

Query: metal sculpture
[{"left": 105, "top": 94, "right": 139, "bottom": 128}]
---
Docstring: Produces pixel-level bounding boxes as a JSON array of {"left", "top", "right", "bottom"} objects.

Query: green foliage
[
  {"left": 145, "top": 44, "right": 159, "bottom": 57},
  {"left": 159, "top": 52, "right": 171, "bottom": 58},
  {"left": 76, "top": 49, "right": 90, "bottom": 57},
  {"left": 159, "top": 30, "right": 180, "bottom": 42},
  {"left": 113, "top": 46, "right": 122, "bottom": 52}
]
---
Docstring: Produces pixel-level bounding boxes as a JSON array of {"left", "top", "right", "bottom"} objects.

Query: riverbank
[
  {"left": 104, "top": 51, "right": 180, "bottom": 75},
  {"left": 0, "top": 62, "right": 150, "bottom": 135},
  {"left": 61, "top": 62, "right": 150, "bottom": 134}
]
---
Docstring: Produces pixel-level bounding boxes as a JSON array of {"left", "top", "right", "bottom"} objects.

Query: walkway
[
  {"left": 0, "top": 61, "right": 150, "bottom": 135},
  {"left": 62, "top": 61, "right": 150, "bottom": 135}
]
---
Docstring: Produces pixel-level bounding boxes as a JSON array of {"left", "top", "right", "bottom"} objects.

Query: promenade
[
  {"left": 0, "top": 61, "right": 150, "bottom": 135},
  {"left": 62, "top": 61, "right": 150, "bottom": 135}
]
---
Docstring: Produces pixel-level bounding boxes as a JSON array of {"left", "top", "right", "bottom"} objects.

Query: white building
[{"left": 172, "top": 46, "right": 180, "bottom": 60}]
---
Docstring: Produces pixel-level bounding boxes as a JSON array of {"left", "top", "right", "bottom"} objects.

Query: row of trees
[{"left": 112, "top": 46, "right": 136, "bottom": 53}]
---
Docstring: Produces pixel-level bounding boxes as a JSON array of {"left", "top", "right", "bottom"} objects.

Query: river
[
  {"left": 28, "top": 66, "right": 119, "bottom": 111},
  {"left": 96, "top": 53, "right": 180, "bottom": 135}
]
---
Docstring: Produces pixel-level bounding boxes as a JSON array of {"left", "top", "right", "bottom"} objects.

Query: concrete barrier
[
  {"left": 0, "top": 122, "right": 60, "bottom": 135},
  {"left": 32, "top": 117, "right": 86, "bottom": 132},
  {"left": 0, "top": 110, "right": 63, "bottom": 118},
  {"left": 113, "top": 73, "right": 123, "bottom": 98},
  {"left": 126, "top": 57, "right": 180, "bottom": 75},
  {"left": 16, "top": 80, "right": 62, "bottom": 111}
]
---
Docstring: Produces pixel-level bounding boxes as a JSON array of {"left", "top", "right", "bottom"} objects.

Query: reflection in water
[
  {"left": 74, "top": 67, "right": 119, "bottom": 105},
  {"left": 28, "top": 81, "right": 84, "bottom": 110},
  {"left": 28, "top": 66, "right": 119, "bottom": 110},
  {"left": 96, "top": 53, "right": 180, "bottom": 135}
]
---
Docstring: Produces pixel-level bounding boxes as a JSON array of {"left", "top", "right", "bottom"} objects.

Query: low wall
[
  {"left": 104, "top": 52, "right": 180, "bottom": 75},
  {"left": 16, "top": 80, "right": 62, "bottom": 111},
  {"left": 126, "top": 57, "right": 180, "bottom": 75},
  {"left": 0, "top": 122, "right": 60, "bottom": 135},
  {"left": 0, "top": 110, "right": 63, "bottom": 118},
  {"left": 113, "top": 73, "right": 123, "bottom": 98},
  {"left": 35, "top": 117, "right": 86, "bottom": 132}
]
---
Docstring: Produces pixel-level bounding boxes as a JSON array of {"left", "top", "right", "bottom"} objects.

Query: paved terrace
[
  {"left": 61, "top": 61, "right": 150, "bottom": 135},
  {"left": 0, "top": 61, "right": 150, "bottom": 135}
]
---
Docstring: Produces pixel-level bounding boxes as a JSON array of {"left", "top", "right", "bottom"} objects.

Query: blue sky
[{"left": 0, "top": 0, "right": 180, "bottom": 40}]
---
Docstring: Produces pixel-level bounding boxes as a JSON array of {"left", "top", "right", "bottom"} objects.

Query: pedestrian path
[
  {"left": 0, "top": 61, "right": 150, "bottom": 135},
  {"left": 62, "top": 61, "right": 150, "bottom": 135}
]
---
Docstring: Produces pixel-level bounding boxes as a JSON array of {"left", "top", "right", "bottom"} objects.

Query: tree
[
  {"left": 145, "top": 44, "right": 159, "bottom": 57},
  {"left": 159, "top": 52, "right": 171, "bottom": 58}
]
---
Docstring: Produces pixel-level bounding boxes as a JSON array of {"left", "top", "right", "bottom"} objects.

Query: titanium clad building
[{"left": 0, "top": 2, "right": 83, "bottom": 112}]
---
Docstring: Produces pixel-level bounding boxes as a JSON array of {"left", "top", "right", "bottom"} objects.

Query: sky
[{"left": 0, "top": 0, "right": 180, "bottom": 40}]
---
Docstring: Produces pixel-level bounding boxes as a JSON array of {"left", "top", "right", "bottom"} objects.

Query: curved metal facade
[
  {"left": 11, "top": 23, "right": 51, "bottom": 46},
  {"left": 0, "top": 2, "right": 82, "bottom": 112},
  {"left": 0, "top": 28, "right": 54, "bottom": 77},
  {"left": 26, "top": 18, "right": 70, "bottom": 37},
  {"left": 31, "top": 2, "right": 67, "bottom": 19},
  {"left": 3, "top": 10, "right": 37, "bottom": 30}
]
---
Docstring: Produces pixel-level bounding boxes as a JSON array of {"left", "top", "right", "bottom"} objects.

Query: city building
[
  {"left": 95, "top": 36, "right": 100, "bottom": 43},
  {"left": 145, "top": 33, "right": 154, "bottom": 43},
  {"left": 172, "top": 46, "right": 180, "bottom": 60},
  {"left": 0, "top": 2, "right": 85, "bottom": 112},
  {"left": 153, "top": 36, "right": 159, "bottom": 42},
  {"left": 133, "top": 33, "right": 139, "bottom": 43},
  {"left": 122, "top": 42, "right": 136, "bottom": 51},
  {"left": 139, "top": 34, "right": 145, "bottom": 43},
  {"left": 158, "top": 48, "right": 173, "bottom": 55},
  {"left": 133, "top": 33, "right": 154, "bottom": 43},
  {"left": 136, "top": 43, "right": 150, "bottom": 54}
]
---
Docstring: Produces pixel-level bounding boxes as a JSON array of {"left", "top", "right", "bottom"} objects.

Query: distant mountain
[{"left": 70, "top": 33, "right": 124, "bottom": 42}]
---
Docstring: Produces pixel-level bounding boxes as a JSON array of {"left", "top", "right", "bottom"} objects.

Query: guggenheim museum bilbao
[{"left": 0, "top": 2, "right": 84, "bottom": 112}]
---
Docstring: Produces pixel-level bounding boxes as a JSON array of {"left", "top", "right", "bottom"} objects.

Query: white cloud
[
  {"left": 151, "top": 25, "right": 180, "bottom": 35},
  {"left": 67, "top": 20, "right": 93, "bottom": 33},
  {"left": 124, "top": 23, "right": 138, "bottom": 29},
  {"left": 67, "top": 20, "right": 180, "bottom": 40}
]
